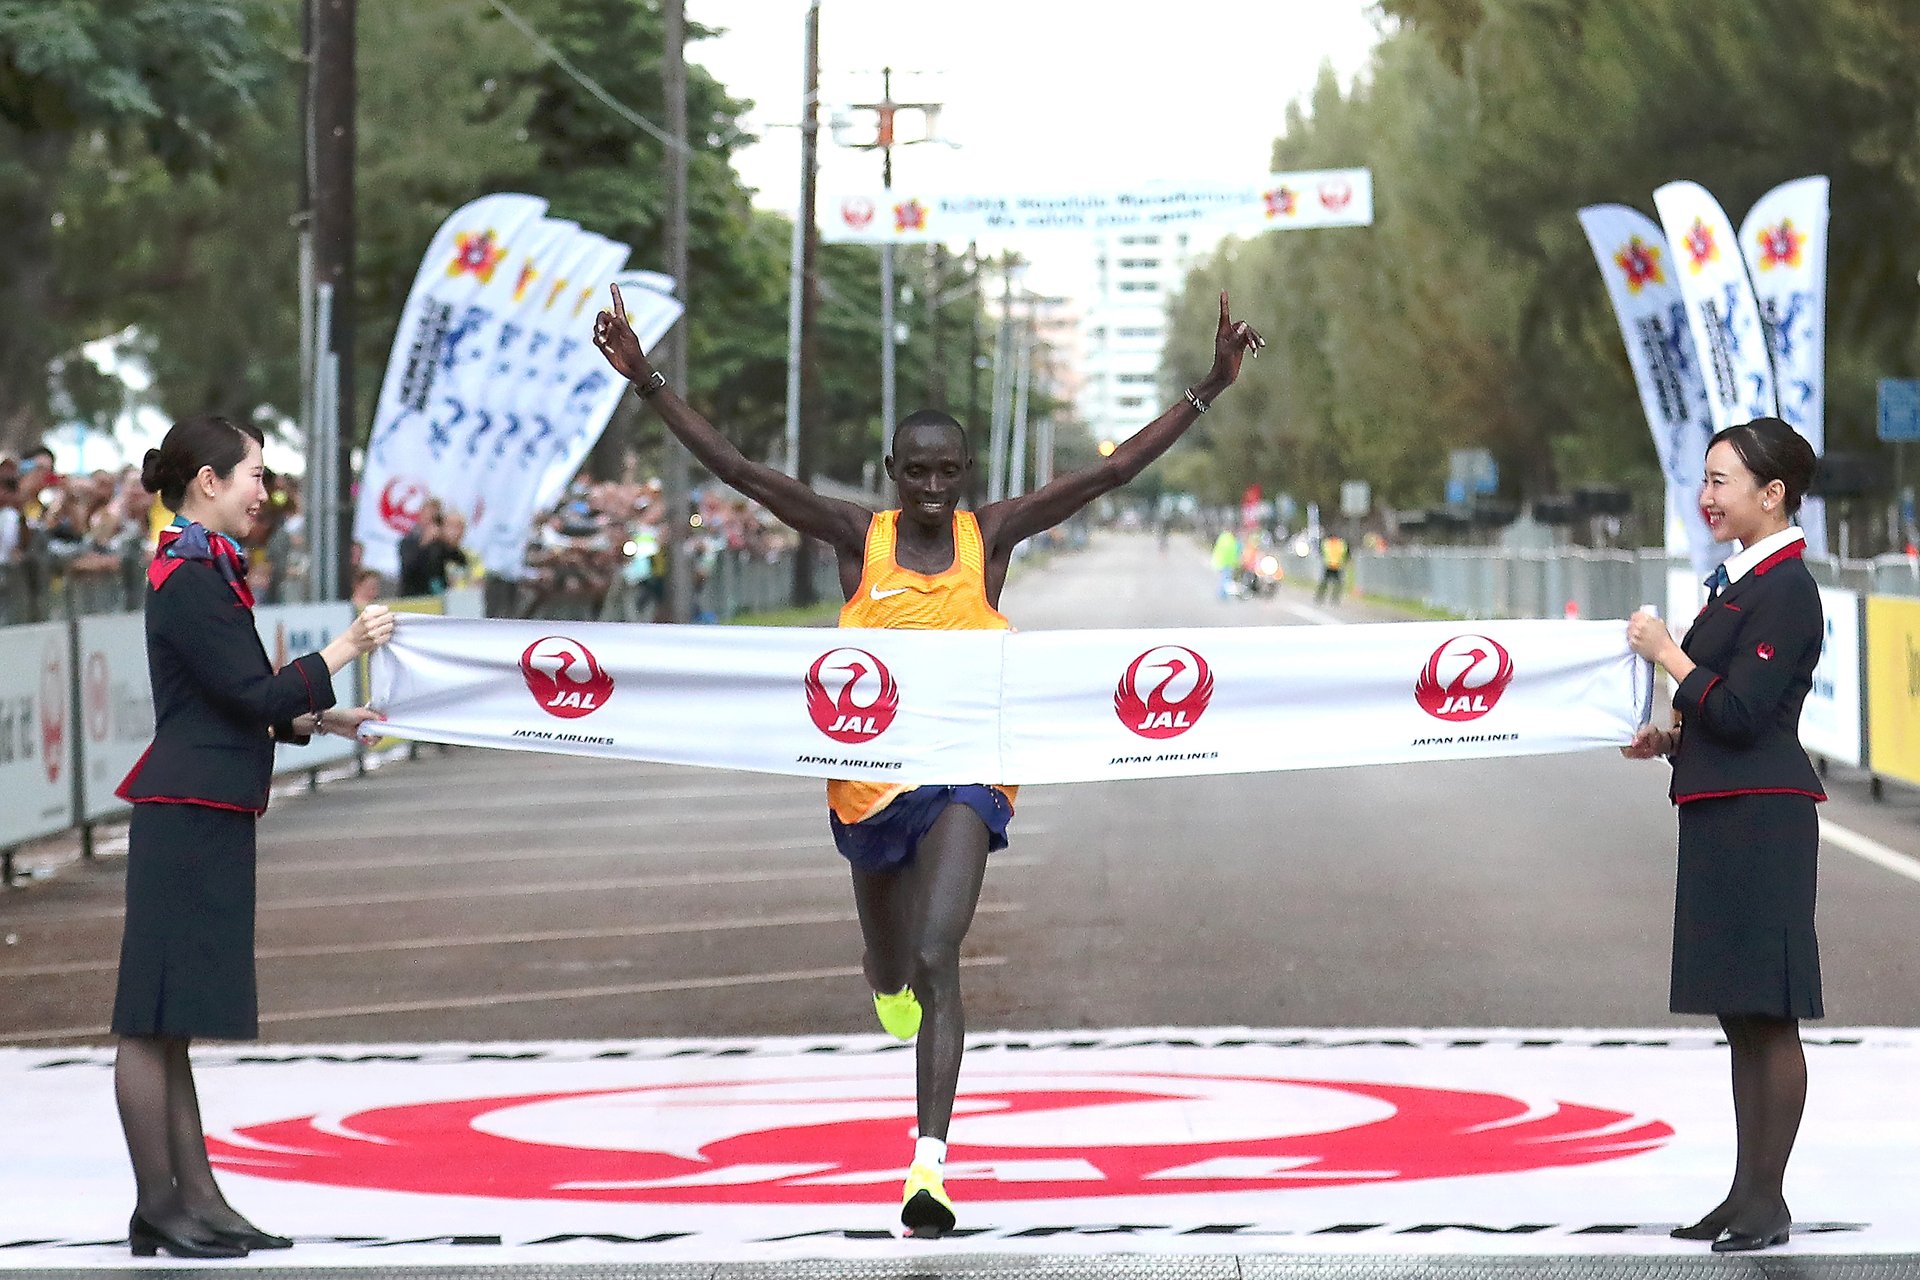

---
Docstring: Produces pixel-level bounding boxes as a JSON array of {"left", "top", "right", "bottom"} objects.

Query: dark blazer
[
  {"left": 1669, "top": 541, "right": 1825, "bottom": 805},
  {"left": 117, "top": 558, "right": 337, "bottom": 813}
]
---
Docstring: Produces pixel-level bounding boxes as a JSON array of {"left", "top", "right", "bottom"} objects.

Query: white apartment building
[{"left": 1075, "top": 230, "right": 1196, "bottom": 443}]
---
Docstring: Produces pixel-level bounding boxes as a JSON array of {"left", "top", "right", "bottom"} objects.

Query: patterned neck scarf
[{"left": 149, "top": 517, "right": 254, "bottom": 608}]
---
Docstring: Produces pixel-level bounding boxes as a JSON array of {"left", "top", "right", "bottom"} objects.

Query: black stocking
[
  {"left": 163, "top": 1040, "right": 260, "bottom": 1233},
  {"left": 1684, "top": 1014, "right": 1803, "bottom": 1235},
  {"left": 114, "top": 1036, "right": 225, "bottom": 1244},
  {"left": 1724, "top": 1013, "right": 1803, "bottom": 1232}
]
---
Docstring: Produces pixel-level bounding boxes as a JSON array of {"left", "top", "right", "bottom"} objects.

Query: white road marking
[
  {"left": 20, "top": 854, "right": 1048, "bottom": 924},
  {"left": 1820, "top": 818, "right": 1920, "bottom": 885},
  {"left": 0, "top": 956, "right": 1010, "bottom": 1042},
  {"left": 1275, "top": 598, "right": 1344, "bottom": 626},
  {"left": 0, "top": 904, "right": 1024, "bottom": 978}
]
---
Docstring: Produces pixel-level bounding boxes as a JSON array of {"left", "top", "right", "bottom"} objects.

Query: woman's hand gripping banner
[{"left": 368, "top": 616, "right": 1652, "bottom": 784}]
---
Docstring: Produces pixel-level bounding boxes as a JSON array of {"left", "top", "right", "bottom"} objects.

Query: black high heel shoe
[
  {"left": 128, "top": 1212, "right": 248, "bottom": 1259},
  {"left": 1669, "top": 1214, "right": 1728, "bottom": 1241},
  {"left": 1712, "top": 1210, "right": 1792, "bottom": 1253},
  {"left": 207, "top": 1221, "right": 294, "bottom": 1250}
]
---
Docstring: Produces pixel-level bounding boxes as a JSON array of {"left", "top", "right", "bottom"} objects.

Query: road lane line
[
  {"left": 0, "top": 903, "right": 1025, "bottom": 978},
  {"left": 1821, "top": 818, "right": 1920, "bottom": 885},
  {"left": 0, "top": 956, "right": 1010, "bottom": 1042},
  {"left": 17, "top": 855, "right": 1048, "bottom": 924},
  {"left": 258, "top": 825, "right": 1058, "bottom": 875},
  {"left": 1275, "top": 598, "right": 1343, "bottom": 626}
]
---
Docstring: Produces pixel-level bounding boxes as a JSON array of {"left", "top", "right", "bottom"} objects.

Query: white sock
[{"left": 913, "top": 1136, "right": 947, "bottom": 1169}]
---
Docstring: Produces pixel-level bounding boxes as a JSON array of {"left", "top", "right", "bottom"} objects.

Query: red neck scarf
[{"left": 149, "top": 522, "right": 255, "bottom": 608}]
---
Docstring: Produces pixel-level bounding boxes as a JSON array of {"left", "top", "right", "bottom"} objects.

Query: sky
[{"left": 685, "top": 0, "right": 1386, "bottom": 291}]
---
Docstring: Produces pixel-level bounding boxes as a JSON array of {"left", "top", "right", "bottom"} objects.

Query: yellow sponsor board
[{"left": 1866, "top": 596, "right": 1920, "bottom": 787}]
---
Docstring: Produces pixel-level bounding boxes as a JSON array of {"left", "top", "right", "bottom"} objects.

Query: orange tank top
[{"left": 827, "top": 510, "right": 1014, "bottom": 824}]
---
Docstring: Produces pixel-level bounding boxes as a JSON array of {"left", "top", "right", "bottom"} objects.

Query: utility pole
[
  {"left": 926, "top": 244, "right": 947, "bottom": 411},
  {"left": 661, "top": 0, "right": 693, "bottom": 622},
  {"left": 789, "top": 0, "right": 822, "bottom": 607},
  {"left": 844, "top": 68, "right": 941, "bottom": 478},
  {"left": 965, "top": 242, "right": 982, "bottom": 505},
  {"left": 879, "top": 67, "right": 897, "bottom": 461},
  {"left": 309, "top": 0, "right": 356, "bottom": 600}
]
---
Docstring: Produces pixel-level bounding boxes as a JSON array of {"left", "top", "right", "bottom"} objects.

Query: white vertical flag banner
[
  {"left": 1652, "top": 181, "right": 1779, "bottom": 435},
  {"left": 1739, "top": 175, "right": 1830, "bottom": 555},
  {"left": 531, "top": 271, "right": 683, "bottom": 511},
  {"left": 1577, "top": 205, "right": 1725, "bottom": 579},
  {"left": 434, "top": 218, "right": 586, "bottom": 525},
  {"left": 462, "top": 234, "right": 625, "bottom": 575},
  {"left": 368, "top": 617, "right": 1649, "bottom": 783},
  {"left": 355, "top": 193, "right": 548, "bottom": 576}
]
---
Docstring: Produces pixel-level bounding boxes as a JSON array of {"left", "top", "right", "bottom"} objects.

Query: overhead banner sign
[
  {"left": 822, "top": 169, "right": 1373, "bottom": 245},
  {"left": 369, "top": 616, "right": 1648, "bottom": 785}
]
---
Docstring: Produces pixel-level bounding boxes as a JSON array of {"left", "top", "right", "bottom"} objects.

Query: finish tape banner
[{"left": 369, "top": 616, "right": 1649, "bottom": 784}]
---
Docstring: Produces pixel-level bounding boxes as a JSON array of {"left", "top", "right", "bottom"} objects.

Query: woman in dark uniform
[
  {"left": 110, "top": 415, "right": 394, "bottom": 1259},
  {"left": 1624, "top": 417, "right": 1823, "bottom": 1254}
]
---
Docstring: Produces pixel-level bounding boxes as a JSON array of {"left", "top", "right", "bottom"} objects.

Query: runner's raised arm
[
  {"left": 593, "top": 283, "right": 868, "bottom": 558},
  {"left": 978, "top": 291, "right": 1264, "bottom": 555}
]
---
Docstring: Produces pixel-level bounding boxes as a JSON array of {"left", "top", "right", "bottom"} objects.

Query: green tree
[{"left": 0, "top": 0, "right": 271, "bottom": 448}]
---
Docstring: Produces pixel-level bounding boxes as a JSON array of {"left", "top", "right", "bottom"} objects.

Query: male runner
[{"left": 594, "top": 286, "right": 1264, "bottom": 1237}]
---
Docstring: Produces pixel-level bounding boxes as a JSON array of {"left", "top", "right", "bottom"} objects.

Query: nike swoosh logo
[{"left": 870, "top": 586, "right": 911, "bottom": 601}]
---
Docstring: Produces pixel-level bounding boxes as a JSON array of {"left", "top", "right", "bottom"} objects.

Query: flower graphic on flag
[
  {"left": 1682, "top": 218, "right": 1718, "bottom": 273},
  {"left": 513, "top": 260, "right": 540, "bottom": 303},
  {"left": 448, "top": 230, "right": 506, "bottom": 283},
  {"left": 893, "top": 199, "right": 928, "bottom": 233},
  {"left": 545, "top": 276, "right": 571, "bottom": 310},
  {"left": 1614, "top": 236, "right": 1664, "bottom": 293},
  {"left": 572, "top": 285, "right": 596, "bottom": 317},
  {"left": 1264, "top": 186, "right": 1298, "bottom": 218},
  {"left": 1754, "top": 219, "right": 1803, "bottom": 271}
]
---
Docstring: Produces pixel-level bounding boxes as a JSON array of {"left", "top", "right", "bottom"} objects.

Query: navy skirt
[
  {"left": 111, "top": 802, "right": 260, "bottom": 1039},
  {"left": 1671, "top": 792, "right": 1822, "bottom": 1019}
]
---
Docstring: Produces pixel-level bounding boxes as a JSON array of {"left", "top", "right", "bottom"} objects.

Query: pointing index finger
[{"left": 610, "top": 282, "right": 628, "bottom": 325}]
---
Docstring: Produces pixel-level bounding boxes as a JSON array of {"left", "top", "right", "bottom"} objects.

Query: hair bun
[{"left": 140, "top": 448, "right": 168, "bottom": 495}]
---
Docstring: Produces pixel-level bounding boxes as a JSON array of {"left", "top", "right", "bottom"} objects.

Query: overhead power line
[{"left": 486, "top": 0, "right": 690, "bottom": 155}]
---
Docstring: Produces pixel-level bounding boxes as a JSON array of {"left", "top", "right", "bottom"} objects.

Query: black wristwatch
[{"left": 634, "top": 370, "right": 668, "bottom": 398}]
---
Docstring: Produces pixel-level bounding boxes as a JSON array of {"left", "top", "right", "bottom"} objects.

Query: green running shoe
[
  {"left": 873, "top": 987, "right": 921, "bottom": 1040},
  {"left": 900, "top": 1161, "right": 956, "bottom": 1238}
]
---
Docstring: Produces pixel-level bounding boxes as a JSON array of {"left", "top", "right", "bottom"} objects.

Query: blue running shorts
[{"left": 830, "top": 785, "right": 1012, "bottom": 874}]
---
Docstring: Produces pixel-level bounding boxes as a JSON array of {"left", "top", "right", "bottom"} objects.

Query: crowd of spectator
[
  {"left": 0, "top": 440, "right": 806, "bottom": 626},
  {"left": 0, "top": 445, "right": 312, "bottom": 622}
]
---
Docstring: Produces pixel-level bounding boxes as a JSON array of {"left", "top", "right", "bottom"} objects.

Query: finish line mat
[{"left": 2, "top": 1027, "right": 1914, "bottom": 1269}]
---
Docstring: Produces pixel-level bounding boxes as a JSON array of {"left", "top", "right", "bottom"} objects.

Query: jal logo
[
  {"left": 520, "top": 636, "right": 615, "bottom": 719},
  {"left": 204, "top": 1069, "right": 1671, "bottom": 1204},
  {"left": 1115, "top": 645, "right": 1214, "bottom": 739},
  {"left": 805, "top": 647, "right": 899, "bottom": 743},
  {"left": 84, "top": 651, "right": 110, "bottom": 742},
  {"left": 379, "top": 476, "right": 431, "bottom": 534},
  {"left": 1415, "top": 634, "right": 1515, "bottom": 722},
  {"left": 1318, "top": 178, "right": 1353, "bottom": 211},
  {"left": 840, "top": 197, "right": 876, "bottom": 231},
  {"left": 39, "top": 645, "right": 63, "bottom": 783}
]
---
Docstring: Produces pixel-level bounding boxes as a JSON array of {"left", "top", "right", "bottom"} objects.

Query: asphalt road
[{"left": 4, "top": 530, "right": 1918, "bottom": 1045}]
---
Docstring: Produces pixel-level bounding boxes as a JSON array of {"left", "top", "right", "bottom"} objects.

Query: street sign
[
  {"left": 1340, "top": 480, "right": 1370, "bottom": 518},
  {"left": 1878, "top": 379, "right": 1920, "bottom": 443}
]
